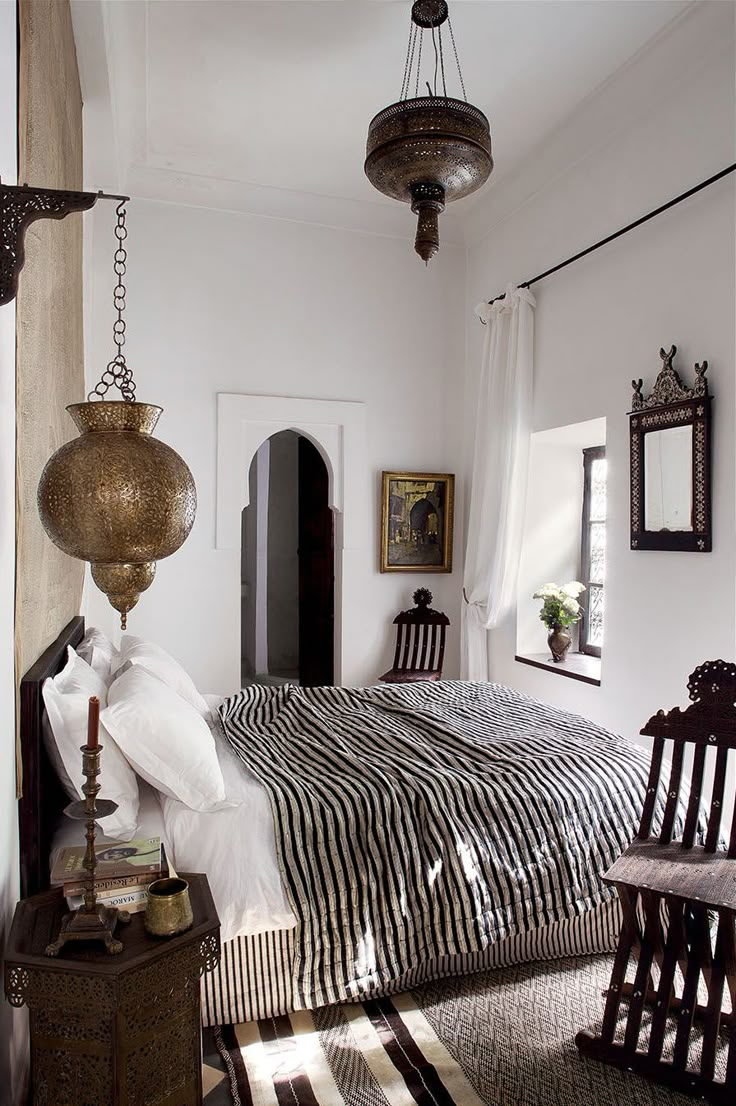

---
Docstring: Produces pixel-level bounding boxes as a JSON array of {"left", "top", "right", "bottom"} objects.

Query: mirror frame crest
[{"left": 629, "top": 345, "right": 712, "bottom": 553}]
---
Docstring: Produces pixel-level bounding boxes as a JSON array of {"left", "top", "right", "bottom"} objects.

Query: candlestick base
[
  {"left": 64, "top": 797, "right": 119, "bottom": 821},
  {"left": 45, "top": 902, "right": 131, "bottom": 957}
]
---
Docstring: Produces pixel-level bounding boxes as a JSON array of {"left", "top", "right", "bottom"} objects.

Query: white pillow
[
  {"left": 102, "top": 665, "right": 227, "bottom": 812},
  {"left": 111, "top": 635, "right": 209, "bottom": 716},
  {"left": 77, "top": 627, "right": 119, "bottom": 683},
  {"left": 42, "top": 648, "right": 140, "bottom": 841}
]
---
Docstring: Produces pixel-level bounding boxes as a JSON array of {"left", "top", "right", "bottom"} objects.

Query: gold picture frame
[{"left": 380, "top": 471, "right": 454, "bottom": 573}]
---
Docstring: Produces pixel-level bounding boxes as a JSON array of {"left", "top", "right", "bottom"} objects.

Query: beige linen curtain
[{"left": 15, "top": 0, "right": 86, "bottom": 792}]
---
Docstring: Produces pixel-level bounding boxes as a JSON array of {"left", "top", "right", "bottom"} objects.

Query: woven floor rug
[{"left": 201, "top": 953, "right": 725, "bottom": 1105}]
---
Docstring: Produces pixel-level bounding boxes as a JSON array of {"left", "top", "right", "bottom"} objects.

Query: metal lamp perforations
[
  {"left": 37, "top": 202, "right": 197, "bottom": 627},
  {"left": 365, "top": 0, "right": 492, "bottom": 262}
]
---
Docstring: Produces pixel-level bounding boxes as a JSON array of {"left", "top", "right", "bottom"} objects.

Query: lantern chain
[
  {"left": 414, "top": 28, "right": 423, "bottom": 97},
  {"left": 400, "top": 20, "right": 417, "bottom": 100},
  {"left": 446, "top": 15, "right": 467, "bottom": 101},
  {"left": 397, "top": 4, "right": 468, "bottom": 102},
  {"left": 430, "top": 26, "right": 439, "bottom": 97},
  {"left": 88, "top": 201, "right": 136, "bottom": 403},
  {"left": 438, "top": 24, "right": 447, "bottom": 97}
]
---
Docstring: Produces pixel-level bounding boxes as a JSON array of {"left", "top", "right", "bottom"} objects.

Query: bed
[{"left": 20, "top": 617, "right": 652, "bottom": 1027}]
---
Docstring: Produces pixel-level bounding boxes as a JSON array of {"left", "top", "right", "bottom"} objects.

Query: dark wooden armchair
[
  {"left": 379, "top": 588, "right": 449, "bottom": 684},
  {"left": 576, "top": 660, "right": 736, "bottom": 1104}
]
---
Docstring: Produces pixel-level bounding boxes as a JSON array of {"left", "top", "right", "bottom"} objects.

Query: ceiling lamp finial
[{"left": 365, "top": 0, "right": 493, "bottom": 263}]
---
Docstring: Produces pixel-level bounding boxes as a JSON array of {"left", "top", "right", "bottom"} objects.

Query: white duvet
[{"left": 159, "top": 718, "right": 296, "bottom": 941}]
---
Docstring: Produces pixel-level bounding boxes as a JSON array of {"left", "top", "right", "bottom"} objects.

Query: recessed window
[
  {"left": 515, "top": 419, "right": 606, "bottom": 685},
  {"left": 579, "top": 446, "right": 607, "bottom": 657}
]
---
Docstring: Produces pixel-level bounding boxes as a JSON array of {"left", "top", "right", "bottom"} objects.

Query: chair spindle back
[
  {"left": 392, "top": 618, "right": 447, "bottom": 675},
  {"left": 636, "top": 660, "right": 736, "bottom": 857}
]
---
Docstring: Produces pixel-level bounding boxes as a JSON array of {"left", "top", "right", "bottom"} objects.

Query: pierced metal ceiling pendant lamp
[
  {"left": 38, "top": 202, "right": 197, "bottom": 628},
  {"left": 365, "top": 0, "right": 493, "bottom": 263}
]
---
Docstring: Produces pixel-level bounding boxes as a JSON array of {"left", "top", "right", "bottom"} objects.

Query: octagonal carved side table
[{"left": 4, "top": 872, "right": 220, "bottom": 1106}]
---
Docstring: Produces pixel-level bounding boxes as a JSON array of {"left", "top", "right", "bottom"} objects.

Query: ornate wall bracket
[{"left": 0, "top": 181, "right": 128, "bottom": 306}]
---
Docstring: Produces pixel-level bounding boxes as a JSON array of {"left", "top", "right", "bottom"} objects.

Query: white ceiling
[{"left": 73, "top": 0, "right": 695, "bottom": 242}]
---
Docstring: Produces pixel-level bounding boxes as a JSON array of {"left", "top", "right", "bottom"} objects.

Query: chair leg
[
  {"left": 595, "top": 885, "right": 639, "bottom": 1046},
  {"left": 701, "top": 913, "right": 727, "bottom": 1083},
  {"left": 672, "top": 905, "right": 710, "bottom": 1071},
  {"left": 648, "top": 898, "right": 685, "bottom": 1062},
  {"left": 577, "top": 885, "right": 640, "bottom": 1061},
  {"left": 623, "top": 890, "right": 662, "bottom": 1057},
  {"left": 577, "top": 890, "right": 735, "bottom": 1104},
  {"left": 721, "top": 913, "right": 736, "bottom": 1091}
]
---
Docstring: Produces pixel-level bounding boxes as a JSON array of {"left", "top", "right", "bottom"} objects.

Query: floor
[
  {"left": 241, "top": 672, "right": 300, "bottom": 687},
  {"left": 201, "top": 953, "right": 727, "bottom": 1105}
]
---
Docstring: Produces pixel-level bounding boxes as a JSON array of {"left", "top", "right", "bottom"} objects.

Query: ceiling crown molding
[{"left": 122, "top": 161, "right": 467, "bottom": 245}]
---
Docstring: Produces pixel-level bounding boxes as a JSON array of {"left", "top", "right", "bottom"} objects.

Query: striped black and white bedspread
[{"left": 219, "top": 680, "right": 650, "bottom": 1011}]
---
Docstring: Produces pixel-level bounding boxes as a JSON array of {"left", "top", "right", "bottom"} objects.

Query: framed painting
[{"left": 380, "top": 471, "right": 454, "bottom": 573}]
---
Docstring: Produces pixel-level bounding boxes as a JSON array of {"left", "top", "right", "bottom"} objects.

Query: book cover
[{"left": 51, "top": 836, "right": 162, "bottom": 886}]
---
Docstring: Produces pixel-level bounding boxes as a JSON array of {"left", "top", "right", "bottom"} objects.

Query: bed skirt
[{"left": 201, "top": 896, "right": 622, "bottom": 1027}]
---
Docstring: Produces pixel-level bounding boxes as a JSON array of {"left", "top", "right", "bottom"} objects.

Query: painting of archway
[{"left": 380, "top": 471, "right": 455, "bottom": 572}]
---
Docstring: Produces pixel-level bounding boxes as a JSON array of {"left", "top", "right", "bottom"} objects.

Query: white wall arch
[{"left": 217, "top": 393, "right": 368, "bottom": 685}]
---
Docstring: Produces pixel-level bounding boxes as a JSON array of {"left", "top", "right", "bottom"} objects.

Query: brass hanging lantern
[
  {"left": 365, "top": 0, "right": 493, "bottom": 263},
  {"left": 38, "top": 202, "right": 196, "bottom": 628}
]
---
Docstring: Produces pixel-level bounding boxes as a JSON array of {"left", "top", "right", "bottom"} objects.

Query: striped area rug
[
  {"left": 202, "top": 953, "right": 714, "bottom": 1106},
  {"left": 208, "top": 994, "right": 486, "bottom": 1106}
]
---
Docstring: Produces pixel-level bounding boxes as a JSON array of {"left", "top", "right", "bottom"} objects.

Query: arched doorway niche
[{"left": 217, "top": 394, "right": 368, "bottom": 686}]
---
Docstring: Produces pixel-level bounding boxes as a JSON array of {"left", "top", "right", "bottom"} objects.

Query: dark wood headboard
[{"left": 19, "top": 615, "right": 85, "bottom": 899}]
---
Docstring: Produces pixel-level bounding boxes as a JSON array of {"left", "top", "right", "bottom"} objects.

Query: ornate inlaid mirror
[{"left": 629, "top": 346, "right": 711, "bottom": 552}]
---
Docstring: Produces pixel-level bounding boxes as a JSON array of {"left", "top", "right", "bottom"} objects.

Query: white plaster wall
[
  {"left": 465, "top": 8, "right": 736, "bottom": 749},
  {"left": 0, "top": 4, "right": 27, "bottom": 1101},
  {"left": 84, "top": 202, "right": 466, "bottom": 693}
]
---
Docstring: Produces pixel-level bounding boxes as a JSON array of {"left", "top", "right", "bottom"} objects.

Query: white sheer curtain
[{"left": 461, "top": 285, "right": 535, "bottom": 680}]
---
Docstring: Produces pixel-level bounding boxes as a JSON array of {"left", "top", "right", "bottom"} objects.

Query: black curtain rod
[{"left": 484, "top": 163, "right": 736, "bottom": 311}]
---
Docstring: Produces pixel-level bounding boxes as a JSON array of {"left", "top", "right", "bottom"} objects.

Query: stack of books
[{"left": 51, "top": 836, "right": 166, "bottom": 915}]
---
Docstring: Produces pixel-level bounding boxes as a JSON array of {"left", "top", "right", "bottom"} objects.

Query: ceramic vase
[{"left": 547, "top": 624, "right": 571, "bottom": 663}]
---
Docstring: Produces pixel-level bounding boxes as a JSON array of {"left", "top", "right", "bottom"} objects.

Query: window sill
[{"left": 514, "top": 652, "right": 601, "bottom": 686}]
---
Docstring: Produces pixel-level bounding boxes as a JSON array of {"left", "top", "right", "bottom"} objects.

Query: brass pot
[
  {"left": 144, "top": 877, "right": 194, "bottom": 938},
  {"left": 37, "top": 401, "right": 196, "bottom": 627}
]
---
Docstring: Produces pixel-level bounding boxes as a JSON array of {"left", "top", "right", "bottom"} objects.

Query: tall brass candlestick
[
  {"left": 81, "top": 705, "right": 101, "bottom": 915},
  {"left": 45, "top": 697, "right": 131, "bottom": 956}
]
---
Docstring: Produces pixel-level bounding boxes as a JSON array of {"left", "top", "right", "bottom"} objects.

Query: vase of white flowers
[{"left": 532, "top": 581, "right": 586, "bottom": 663}]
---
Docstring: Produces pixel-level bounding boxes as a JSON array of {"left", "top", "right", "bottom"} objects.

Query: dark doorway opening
[{"left": 241, "top": 431, "right": 334, "bottom": 687}]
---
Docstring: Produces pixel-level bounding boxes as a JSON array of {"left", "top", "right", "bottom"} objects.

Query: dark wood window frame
[{"left": 579, "top": 445, "right": 606, "bottom": 658}]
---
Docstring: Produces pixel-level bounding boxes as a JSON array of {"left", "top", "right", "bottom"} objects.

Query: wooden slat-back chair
[
  {"left": 576, "top": 659, "right": 736, "bottom": 1104},
  {"left": 379, "top": 588, "right": 449, "bottom": 684}
]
